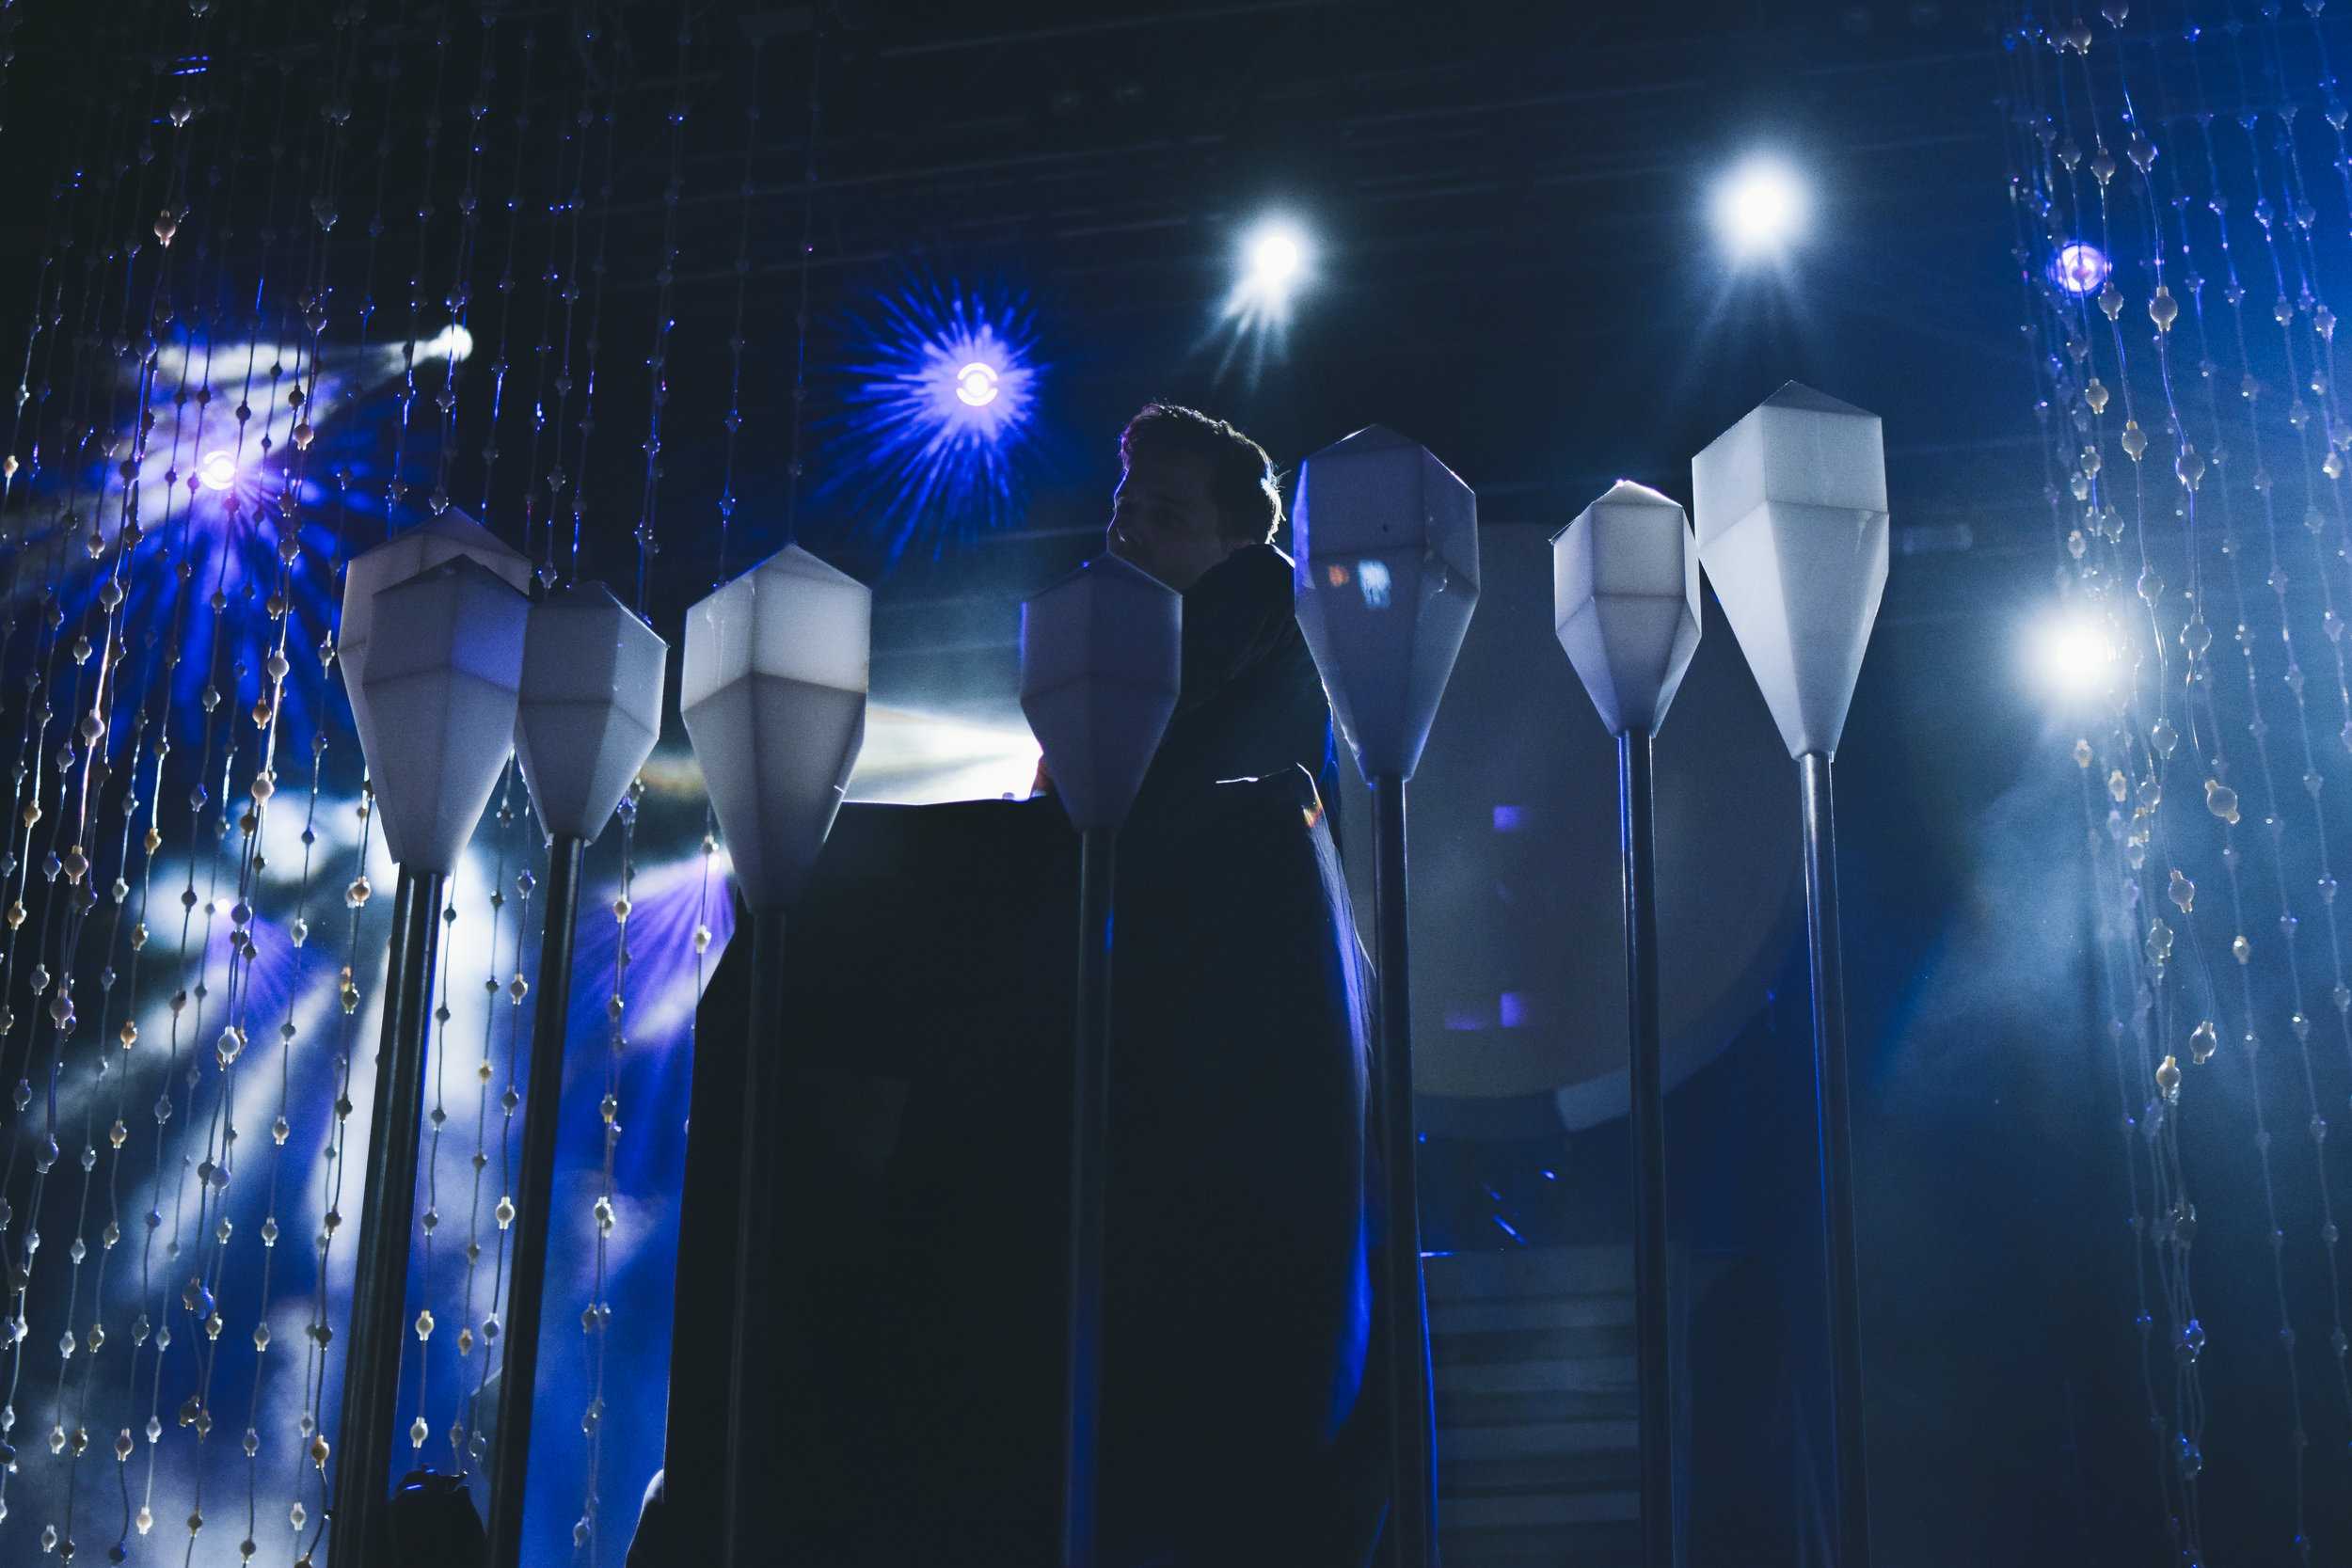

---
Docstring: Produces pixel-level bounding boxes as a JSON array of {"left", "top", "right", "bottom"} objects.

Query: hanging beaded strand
[
  {"left": 2052, "top": 26, "right": 2219, "bottom": 1556},
  {"left": 382, "top": 23, "right": 453, "bottom": 523},
  {"left": 450, "top": 761, "right": 520, "bottom": 1473},
  {"left": 475, "top": 28, "right": 537, "bottom": 524},
  {"left": 714, "top": 40, "right": 761, "bottom": 587},
  {"left": 628, "top": 17, "right": 691, "bottom": 612},
  {"left": 167, "top": 52, "right": 315, "bottom": 1554},
  {"left": 573, "top": 782, "right": 636, "bottom": 1563},
  {"left": 2121, "top": 18, "right": 2322, "bottom": 1556},
  {"left": 2025, "top": 17, "right": 2211, "bottom": 1553},
  {"left": 561, "top": 95, "right": 615, "bottom": 591},
  {"left": 2004, "top": 41, "right": 2182, "bottom": 1545},
  {"left": 298, "top": 16, "right": 412, "bottom": 1555},
  {"left": 2216, "top": 19, "right": 2352, "bottom": 1493},
  {"left": 531, "top": 70, "right": 596, "bottom": 589},
  {"left": 405, "top": 8, "right": 504, "bottom": 1476},
  {"left": 0, "top": 29, "right": 199, "bottom": 1549},
  {"left": 40, "top": 2, "right": 226, "bottom": 1549}
]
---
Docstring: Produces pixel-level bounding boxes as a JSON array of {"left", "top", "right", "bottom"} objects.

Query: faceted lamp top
[
  {"left": 1552, "top": 480, "right": 1702, "bottom": 736},
  {"left": 679, "top": 546, "right": 870, "bottom": 712},
  {"left": 339, "top": 508, "right": 532, "bottom": 738},
  {"left": 515, "top": 582, "right": 670, "bottom": 846},
  {"left": 353, "top": 557, "right": 531, "bottom": 874},
  {"left": 1019, "top": 552, "right": 1182, "bottom": 832},
  {"left": 1690, "top": 381, "right": 1888, "bottom": 758},
  {"left": 678, "top": 546, "right": 872, "bottom": 912},
  {"left": 1292, "top": 424, "right": 1480, "bottom": 782}
]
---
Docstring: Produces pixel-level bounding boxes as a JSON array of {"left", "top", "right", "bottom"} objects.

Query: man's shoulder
[{"left": 1193, "top": 542, "right": 1294, "bottom": 605}]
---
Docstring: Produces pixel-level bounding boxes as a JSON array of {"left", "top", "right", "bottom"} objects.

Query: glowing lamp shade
[
  {"left": 2052, "top": 242, "right": 2110, "bottom": 295},
  {"left": 337, "top": 508, "right": 533, "bottom": 749},
  {"left": 680, "top": 546, "right": 871, "bottom": 912},
  {"left": 1552, "top": 481, "right": 1703, "bottom": 737},
  {"left": 514, "top": 582, "right": 669, "bottom": 845},
  {"left": 352, "top": 559, "right": 531, "bottom": 874},
  {"left": 1690, "top": 382, "right": 1889, "bottom": 759},
  {"left": 198, "top": 451, "right": 238, "bottom": 492},
  {"left": 1018, "top": 554, "right": 1183, "bottom": 832},
  {"left": 1292, "top": 425, "right": 1481, "bottom": 782},
  {"left": 1714, "top": 156, "right": 1808, "bottom": 257}
]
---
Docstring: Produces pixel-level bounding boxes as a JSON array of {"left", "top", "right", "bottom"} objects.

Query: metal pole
[
  {"left": 1061, "top": 826, "right": 1116, "bottom": 1568},
  {"left": 326, "top": 863, "right": 449, "bottom": 1568},
  {"left": 485, "top": 832, "right": 585, "bottom": 1568},
  {"left": 1798, "top": 751, "right": 1869, "bottom": 1568},
  {"left": 1618, "top": 732, "right": 1672, "bottom": 1568},
  {"left": 722, "top": 911, "right": 802, "bottom": 1568},
  {"left": 1371, "top": 773, "right": 1437, "bottom": 1568}
]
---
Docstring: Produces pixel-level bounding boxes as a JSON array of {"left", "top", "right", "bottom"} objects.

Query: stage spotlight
[
  {"left": 1249, "top": 226, "right": 1305, "bottom": 291},
  {"left": 199, "top": 450, "right": 238, "bottom": 492},
  {"left": 2051, "top": 242, "right": 2109, "bottom": 296},
  {"left": 2029, "top": 610, "right": 2119, "bottom": 699},
  {"left": 1229, "top": 217, "right": 1312, "bottom": 322},
  {"left": 955, "top": 361, "right": 1000, "bottom": 407},
  {"left": 421, "top": 323, "right": 474, "bottom": 362},
  {"left": 1714, "top": 156, "right": 1808, "bottom": 258},
  {"left": 832, "top": 278, "right": 1042, "bottom": 561}
]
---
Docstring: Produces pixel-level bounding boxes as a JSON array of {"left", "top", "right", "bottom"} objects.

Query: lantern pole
[
  {"left": 1292, "top": 426, "right": 1481, "bottom": 1568},
  {"left": 486, "top": 582, "right": 668, "bottom": 1568},
  {"left": 1692, "top": 383, "right": 1889, "bottom": 1568},
  {"left": 1018, "top": 553, "right": 1181, "bottom": 1567},
  {"left": 326, "top": 550, "right": 531, "bottom": 1564},
  {"left": 1552, "top": 479, "right": 1703, "bottom": 1568}
]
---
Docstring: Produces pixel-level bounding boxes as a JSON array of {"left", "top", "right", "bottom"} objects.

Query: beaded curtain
[
  {"left": 2008, "top": 3, "right": 2352, "bottom": 1561},
  {"left": 0, "top": 3, "right": 763, "bottom": 1563}
]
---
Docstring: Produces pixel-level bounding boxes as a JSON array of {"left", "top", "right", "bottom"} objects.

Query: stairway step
[
  {"left": 1434, "top": 1323, "right": 1639, "bottom": 1365},
  {"left": 1430, "top": 1292, "right": 1633, "bottom": 1335},
  {"left": 1438, "top": 1387, "right": 1637, "bottom": 1427},
  {"left": 1442, "top": 1490, "right": 1641, "bottom": 1528},
  {"left": 1439, "top": 1449, "right": 1643, "bottom": 1495},
  {"left": 1438, "top": 1419, "right": 1640, "bottom": 1461},
  {"left": 1436, "top": 1354, "right": 1637, "bottom": 1396},
  {"left": 1440, "top": 1519, "right": 1645, "bottom": 1567},
  {"left": 1424, "top": 1247, "right": 1631, "bottom": 1300}
]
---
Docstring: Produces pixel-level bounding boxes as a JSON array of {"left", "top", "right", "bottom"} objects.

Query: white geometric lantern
[
  {"left": 354, "top": 557, "right": 532, "bottom": 874},
  {"left": 515, "top": 581, "right": 669, "bottom": 845},
  {"left": 1689, "top": 383, "right": 1888, "bottom": 759},
  {"left": 1552, "top": 480, "right": 1703, "bottom": 737},
  {"left": 1018, "top": 553, "right": 1182, "bottom": 832},
  {"left": 337, "top": 507, "right": 532, "bottom": 742},
  {"left": 680, "top": 546, "right": 871, "bottom": 912},
  {"left": 1292, "top": 425, "right": 1480, "bottom": 781}
]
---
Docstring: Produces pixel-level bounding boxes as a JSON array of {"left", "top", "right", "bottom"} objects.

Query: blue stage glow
[
  {"left": 830, "top": 278, "right": 1042, "bottom": 562},
  {"left": 2052, "top": 241, "right": 2109, "bottom": 295}
]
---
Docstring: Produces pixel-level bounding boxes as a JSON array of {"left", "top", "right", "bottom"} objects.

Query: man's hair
[{"left": 1119, "top": 404, "right": 1283, "bottom": 546}]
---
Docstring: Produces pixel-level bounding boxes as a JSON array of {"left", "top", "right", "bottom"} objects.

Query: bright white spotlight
[
  {"left": 954, "top": 361, "right": 1000, "bottom": 407},
  {"left": 1230, "top": 218, "right": 1312, "bottom": 324},
  {"left": 198, "top": 450, "right": 237, "bottom": 493},
  {"left": 421, "top": 322, "right": 474, "bottom": 362},
  {"left": 2030, "top": 610, "right": 2119, "bottom": 699},
  {"left": 1714, "top": 156, "right": 1808, "bottom": 259},
  {"left": 1249, "top": 227, "right": 1304, "bottom": 290}
]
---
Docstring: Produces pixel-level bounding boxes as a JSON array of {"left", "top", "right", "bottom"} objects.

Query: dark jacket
[{"left": 1131, "top": 541, "right": 1344, "bottom": 842}]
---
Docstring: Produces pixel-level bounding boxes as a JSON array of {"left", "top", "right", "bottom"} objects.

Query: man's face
[{"left": 1107, "top": 451, "right": 1235, "bottom": 592}]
